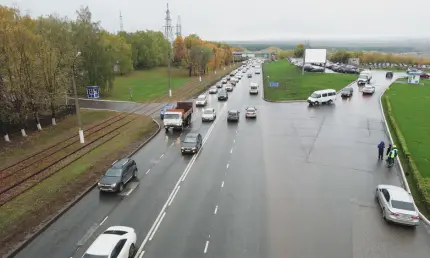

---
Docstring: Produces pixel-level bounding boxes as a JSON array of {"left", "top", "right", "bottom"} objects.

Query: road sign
[{"left": 269, "top": 82, "right": 279, "bottom": 87}]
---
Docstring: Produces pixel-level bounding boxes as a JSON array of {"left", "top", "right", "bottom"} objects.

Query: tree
[
  {"left": 294, "top": 44, "right": 304, "bottom": 58},
  {"left": 173, "top": 35, "right": 186, "bottom": 66},
  {"left": 101, "top": 31, "right": 133, "bottom": 75}
]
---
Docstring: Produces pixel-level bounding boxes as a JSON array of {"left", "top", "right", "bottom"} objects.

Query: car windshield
[
  {"left": 391, "top": 200, "right": 416, "bottom": 211},
  {"left": 342, "top": 88, "right": 351, "bottom": 92},
  {"left": 359, "top": 74, "right": 368, "bottom": 79},
  {"left": 310, "top": 93, "right": 321, "bottom": 98},
  {"left": 82, "top": 255, "right": 109, "bottom": 258},
  {"left": 203, "top": 110, "right": 214, "bottom": 114},
  {"left": 183, "top": 137, "right": 197, "bottom": 143},
  {"left": 228, "top": 111, "right": 238, "bottom": 115},
  {"left": 251, "top": 86, "right": 258, "bottom": 89},
  {"left": 105, "top": 168, "right": 122, "bottom": 177},
  {"left": 247, "top": 108, "right": 255, "bottom": 112},
  {"left": 164, "top": 113, "right": 180, "bottom": 119},
  {"left": 197, "top": 96, "right": 205, "bottom": 100}
]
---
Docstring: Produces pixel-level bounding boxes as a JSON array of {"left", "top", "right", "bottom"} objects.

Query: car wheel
[
  {"left": 314, "top": 101, "right": 319, "bottom": 105},
  {"left": 129, "top": 243, "right": 136, "bottom": 257},
  {"left": 382, "top": 208, "right": 388, "bottom": 222},
  {"left": 118, "top": 183, "right": 124, "bottom": 193},
  {"left": 328, "top": 100, "right": 333, "bottom": 104}
]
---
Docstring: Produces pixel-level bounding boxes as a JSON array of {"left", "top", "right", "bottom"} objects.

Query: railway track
[{"left": 0, "top": 66, "right": 237, "bottom": 207}]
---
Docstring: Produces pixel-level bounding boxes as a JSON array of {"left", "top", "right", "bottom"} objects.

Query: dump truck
[{"left": 163, "top": 101, "right": 193, "bottom": 132}]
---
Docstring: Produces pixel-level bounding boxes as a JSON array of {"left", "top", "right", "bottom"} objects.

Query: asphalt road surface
[{"left": 16, "top": 68, "right": 430, "bottom": 258}]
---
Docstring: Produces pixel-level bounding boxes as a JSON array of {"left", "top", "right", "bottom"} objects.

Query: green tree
[
  {"left": 101, "top": 31, "right": 133, "bottom": 75},
  {"left": 294, "top": 44, "right": 304, "bottom": 58}
]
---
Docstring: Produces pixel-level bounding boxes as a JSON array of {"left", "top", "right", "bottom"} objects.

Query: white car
[
  {"left": 82, "top": 226, "right": 137, "bottom": 258},
  {"left": 245, "top": 107, "right": 257, "bottom": 118},
  {"left": 209, "top": 86, "right": 218, "bottom": 94},
  {"left": 202, "top": 108, "right": 216, "bottom": 122},
  {"left": 216, "top": 82, "right": 223, "bottom": 88},
  {"left": 221, "top": 78, "right": 227, "bottom": 84},
  {"left": 195, "top": 94, "right": 207, "bottom": 106},
  {"left": 225, "top": 84, "right": 233, "bottom": 92},
  {"left": 255, "top": 69, "right": 261, "bottom": 74},
  {"left": 375, "top": 185, "right": 419, "bottom": 226},
  {"left": 362, "top": 85, "right": 375, "bottom": 94}
]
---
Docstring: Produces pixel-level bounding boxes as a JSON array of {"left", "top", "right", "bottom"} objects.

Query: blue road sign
[{"left": 269, "top": 82, "right": 279, "bottom": 87}]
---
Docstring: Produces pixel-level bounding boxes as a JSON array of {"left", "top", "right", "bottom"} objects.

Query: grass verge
[
  {"left": 381, "top": 80, "right": 430, "bottom": 219},
  {"left": 263, "top": 60, "right": 356, "bottom": 101},
  {"left": 0, "top": 112, "right": 158, "bottom": 256},
  {"left": 107, "top": 67, "right": 191, "bottom": 102}
]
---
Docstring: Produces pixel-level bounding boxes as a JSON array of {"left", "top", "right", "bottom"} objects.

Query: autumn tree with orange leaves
[{"left": 173, "top": 36, "right": 186, "bottom": 66}]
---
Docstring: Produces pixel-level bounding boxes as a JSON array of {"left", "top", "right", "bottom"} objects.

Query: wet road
[{"left": 15, "top": 69, "right": 430, "bottom": 258}]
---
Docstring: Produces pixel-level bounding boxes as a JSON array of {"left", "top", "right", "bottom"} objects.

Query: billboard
[{"left": 304, "top": 49, "right": 327, "bottom": 63}]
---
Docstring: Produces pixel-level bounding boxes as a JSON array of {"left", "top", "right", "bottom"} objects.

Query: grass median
[
  {"left": 382, "top": 80, "right": 430, "bottom": 219},
  {"left": 0, "top": 111, "right": 158, "bottom": 256},
  {"left": 263, "top": 60, "right": 356, "bottom": 101}
]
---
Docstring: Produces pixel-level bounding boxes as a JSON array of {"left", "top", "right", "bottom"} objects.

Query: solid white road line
[
  {"left": 233, "top": 139, "right": 235, "bottom": 143},
  {"left": 145, "top": 169, "right": 151, "bottom": 174},
  {"left": 168, "top": 186, "right": 180, "bottom": 206},
  {"left": 160, "top": 154, "right": 164, "bottom": 159},
  {"left": 226, "top": 163, "right": 229, "bottom": 168},
  {"left": 149, "top": 212, "right": 166, "bottom": 241},
  {"left": 214, "top": 205, "right": 218, "bottom": 214},
  {"left": 138, "top": 251, "right": 145, "bottom": 258},
  {"left": 99, "top": 216, "right": 108, "bottom": 226},
  {"left": 170, "top": 142, "right": 174, "bottom": 147},
  {"left": 204, "top": 240, "right": 210, "bottom": 253},
  {"left": 221, "top": 181, "right": 224, "bottom": 188},
  {"left": 125, "top": 188, "right": 134, "bottom": 196},
  {"left": 135, "top": 108, "right": 223, "bottom": 258}
]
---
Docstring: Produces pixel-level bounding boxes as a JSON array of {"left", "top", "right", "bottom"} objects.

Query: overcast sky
[{"left": 2, "top": 0, "right": 429, "bottom": 41}]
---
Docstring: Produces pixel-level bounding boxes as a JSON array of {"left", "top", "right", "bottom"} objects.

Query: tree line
[
  {"left": 0, "top": 5, "right": 237, "bottom": 141},
  {"left": 279, "top": 44, "right": 430, "bottom": 65}
]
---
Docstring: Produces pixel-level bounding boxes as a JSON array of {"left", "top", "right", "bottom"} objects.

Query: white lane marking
[
  {"left": 138, "top": 251, "right": 145, "bottom": 258},
  {"left": 226, "top": 163, "right": 229, "bottom": 168},
  {"left": 125, "top": 188, "right": 134, "bottom": 196},
  {"left": 233, "top": 139, "right": 235, "bottom": 143},
  {"left": 221, "top": 181, "right": 224, "bottom": 188},
  {"left": 135, "top": 107, "right": 225, "bottom": 257},
  {"left": 170, "top": 142, "right": 174, "bottom": 147},
  {"left": 160, "top": 154, "right": 164, "bottom": 159},
  {"left": 214, "top": 205, "right": 218, "bottom": 214},
  {"left": 99, "top": 216, "right": 108, "bottom": 226},
  {"left": 204, "top": 240, "right": 210, "bottom": 253},
  {"left": 145, "top": 169, "right": 151, "bottom": 174},
  {"left": 168, "top": 186, "right": 180, "bottom": 206},
  {"left": 149, "top": 212, "right": 166, "bottom": 241},
  {"left": 230, "top": 148, "right": 233, "bottom": 153}
]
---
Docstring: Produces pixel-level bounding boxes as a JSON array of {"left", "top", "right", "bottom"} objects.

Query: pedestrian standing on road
[
  {"left": 386, "top": 143, "right": 392, "bottom": 157},
  {"left": 377, "top": 141, "right": 385, "bottom": 160}
]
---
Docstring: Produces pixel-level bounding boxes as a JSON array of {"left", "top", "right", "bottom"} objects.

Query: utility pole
[
  {"left": 163, "top": 3, "right": 173, "bottom": 97},
  {"left": 72, "top": 52, "right": 84, "bottom": 143},
  {"left": 175, "top": 15, "right": 182, "bottom": 37},
  {"left": 119, "top": 11, "right": 124, "bottom": 32}
]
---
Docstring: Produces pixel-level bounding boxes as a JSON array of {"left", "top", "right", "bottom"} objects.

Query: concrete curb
[
  {"left": 5, "top": 118, "right": 162, "bottom": 258},
  {"left": 378, "top": 77, "right": 430, "bottom": 226}
]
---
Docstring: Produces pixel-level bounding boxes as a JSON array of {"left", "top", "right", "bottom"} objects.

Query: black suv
[
  {"left": 227, "top": 110, "right": 240, "bottom": 122},
  {"left": 181, "top": 133, "right": 202, "bottom": 154},
  {"left": 340, "top": 87, "right": 353, "bottom": 98},
  {"left": 386, "top": 71, "right": 393, "bottom": 79},
  {"left": 98, "top": 158, "right": 137, "bottom": 193},
  {"left": 218, "top": 90, "right": 228, "bottom": 100}
]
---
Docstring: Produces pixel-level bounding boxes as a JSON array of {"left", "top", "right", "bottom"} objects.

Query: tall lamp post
[{"left": 71, "top": 51, "right": 84, "bottom": 144}]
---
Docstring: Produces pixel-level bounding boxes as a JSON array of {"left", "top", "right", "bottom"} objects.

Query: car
[
  {"left": 227, "top": 109, "right": 240, "bottom": 122},
  {"left": 216, "top": 82, "right": 223, "bottom": 88},
  {"left": 255, "top": 70, "right": 261, "bottom": 74},
  {"left": 98, "top": 158, "right": 137, "bottom": 193},
  {"left": 362, "top": 85, "right": 375, "bottom": 94},
  {"left": 218, "top": 90, "right": 228, "bottom": 100},
  {"left": 225, "top": 83, "right": 233, "bottom": 92},
  {"left": 181, "top": 132, "right": 202, "bottom": 154},
  {"left": 375, "top": 185, "right": 419, "bottom": 226},
  {"left": 307, "top": 89, "right": 337, "bottom": 106},
  {"left": 195, "top": 94, "right": 207, "bottom": 106},
  {"left": 82, "top": 226, "right": 137, "bottom": 258},
  {"left": 420, "top": 73, "right": 430, "bottom": 79},
  {"left": 340, "top": 87, "right": 353, "bottom": 98},
  {"left": 247, "top": 73, "right": 252, "bottom": 78},
  {"left": 209, "top": 86, "right": 218, "bottom": 94},
  {"left": 230, "top": 80, "right": 237, "bottom": 86},
  {"left": 202, "top": 108, "right": 216, "bottom": 122},
  {"left": 245, "top": 107, "right": 257, "bottom": 118},
  {"left": 160, "top": 103, "right": 175, "bottom": 120},
  {"left": 221, "top": 78, "right": 227, "bottom": 84},
  {"left": 386, "top": 71, "right": 394, "bottom": 79}
]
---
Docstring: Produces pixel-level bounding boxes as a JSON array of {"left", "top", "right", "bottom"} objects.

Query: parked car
[{"left": 420, "top": 73, "right": 430, "bottom": 79}]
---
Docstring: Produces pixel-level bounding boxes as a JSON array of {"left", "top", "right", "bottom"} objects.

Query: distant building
[{"left": 348, "top": 58, "right": 360, "bottom": 66}]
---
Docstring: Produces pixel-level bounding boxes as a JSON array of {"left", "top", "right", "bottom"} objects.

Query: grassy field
[
  {"left": 0, "top": 111, "right": 157, "bottom": 256},
  {"left": 263, "top": 60, "right": 356, "bottom": 101},
  {"left": 382, "top": 80, "right": 430, "bottom": 218},
  {"left": 107, "top": 67, "right": 191, "bottom": 102}
]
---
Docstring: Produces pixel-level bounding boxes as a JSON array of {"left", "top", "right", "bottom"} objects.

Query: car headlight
[
  {"left": 111, "top": 183, "right": 117, "bottom": 187},
  {"left": 192, "top": 147, "right": 196, "bottom": 150},
  {"left": 181, "top": 147, "right": 184, "bottom": 150}
]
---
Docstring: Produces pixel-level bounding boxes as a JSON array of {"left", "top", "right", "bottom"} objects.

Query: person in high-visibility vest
[{"left": 387, "top": 145, "right": 398, "bottom": 165}]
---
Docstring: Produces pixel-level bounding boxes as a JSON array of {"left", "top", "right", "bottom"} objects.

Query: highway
[{"left": 15, "top": 65, "right": 430, "bottom": 258}]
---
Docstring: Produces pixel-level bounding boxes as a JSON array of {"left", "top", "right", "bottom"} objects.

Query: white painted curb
[{"left": 378, "top": 76, "right": 430, "bottom": 226}]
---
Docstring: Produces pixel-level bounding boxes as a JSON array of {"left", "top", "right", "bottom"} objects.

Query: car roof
[
  {"left": 197, "top": 94, "right": 206, "bottom": 98},
  {"left": 314, "top": 89, "right": 336, "bottom": 94},
  {"left": 185, "top": 132, "right": 200, "bottom": 137},
  {"left": 379, "top": 185, "right": 412, "bottom": 202},
  {"left": 85, "top": 233, "right": 122, "bottom": 255},
  {"left": 228, "top": 109, "right": 239, "bottom": 113},
  {"left": 204, "top": 108, "right": 214, "bottom": 112},
  {"left": 112, "top": 158, "right": 130, "bottom": 168}
]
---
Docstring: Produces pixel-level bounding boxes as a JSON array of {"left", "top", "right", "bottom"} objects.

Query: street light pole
[
  {"left": 72, "top": 52, "right": 84, "bottom": 144},
  {"left": 168, "top": 50, "right": 172, "bottom": 97}
]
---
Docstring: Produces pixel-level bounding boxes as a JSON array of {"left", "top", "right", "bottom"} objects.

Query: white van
[
  {"left": 249, "top": 82, "right": 259, "bottom": 94},
  {"left": 357, "top": 70, "right": 372, "bottom": 85},
  {"left": 307, "top": 89, "right": 337, "bottom": 106}
]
